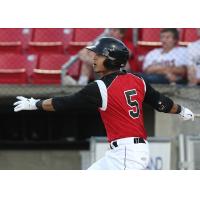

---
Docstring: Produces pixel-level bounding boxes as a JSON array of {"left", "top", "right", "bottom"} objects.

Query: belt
[{"left": 110, "top": 137, "right": 146, "bottom": 149}]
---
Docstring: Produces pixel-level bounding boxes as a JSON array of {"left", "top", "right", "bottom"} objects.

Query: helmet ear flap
[
  {"left": 103, "top": 58, "right": 118, "bottom": 70},
  {"left": 103, "top": 58, "right": 111, "bottom": 69}
]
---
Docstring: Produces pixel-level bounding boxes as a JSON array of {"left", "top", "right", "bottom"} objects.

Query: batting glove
[
  {"left": 179, "top": 106, "right": 194, "bottom": 121},
  {"left": 13, "top": 96, "right": 40, "bottom": 112}
]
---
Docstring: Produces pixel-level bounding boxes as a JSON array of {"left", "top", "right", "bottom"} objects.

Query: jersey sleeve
[
  {"left": 52, "top": 82, "right": 102, "bottom": 111},
  {"left": 130, "top": 72, "right": 174, "bottom": 113},
  {"left": 143, "top": 81, "right": 174, "bottom": 113}
]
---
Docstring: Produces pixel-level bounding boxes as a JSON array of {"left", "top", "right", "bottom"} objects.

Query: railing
[{"left": 61, "top": 29, "right": 110, "bottom": 86}]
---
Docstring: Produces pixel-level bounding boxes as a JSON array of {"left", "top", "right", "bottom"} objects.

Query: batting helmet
[{"left": 86, "top": 37, "right": 129, "bottom": 70}]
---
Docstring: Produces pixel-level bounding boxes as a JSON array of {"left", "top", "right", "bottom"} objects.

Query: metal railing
[{"left": 61, "top": 29, "right": 110, "bottom": 86}]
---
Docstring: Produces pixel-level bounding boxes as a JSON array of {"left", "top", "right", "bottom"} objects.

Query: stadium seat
[
  {"left": 28, "top": 28, "right": 74, "bottom": 54},
  {"left": 32, "top": 54, "right": 81, "bottom": 84},
  {"left": 68, "top": 28, "right": 104, "bottom": 54},
  {"left": 136, "top": 29, "right": 161, "bottom": 70},
  {"left": 0, "top": 28, "right": 32, "bottom": 53},
  {"left": 138, "top": 28, "right": 161, "bottom": 44},
  {"left": 180, "top": 28, "right": 199, "bottom": 45},
  {"left": 138, "top": 28, "right": 184, "bottom": 46},
  {"left": 73, "top": 28, "right": 104, "bottom": 43},
  {"left": 125, "top": 28, "right": 134, "bottom": 43},
  {"left": 0, "top": 53, "right": 38, "bottom": 84},
  {"left": 137, "top": 28, "right": 162, "bottom": 57}
]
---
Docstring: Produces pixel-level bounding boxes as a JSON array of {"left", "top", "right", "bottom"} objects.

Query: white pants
[{"left": 88, "top": 137, "right": 150, "bottom": 170}]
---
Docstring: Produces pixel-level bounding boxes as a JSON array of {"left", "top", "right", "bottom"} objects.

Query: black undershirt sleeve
[
  {"left": 144, "top": 81, "right": 174, "bottom": 113},
  {"left": 52, "top": 82, "right": 102, "bottom": 111}
]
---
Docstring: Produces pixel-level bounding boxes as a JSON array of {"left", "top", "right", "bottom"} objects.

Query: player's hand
[
  {"left": 13, "top": 96, "right": 40, "bottom": 112},
  {"left": 179, "top": 106, "right": 194, "bottom": 121}
]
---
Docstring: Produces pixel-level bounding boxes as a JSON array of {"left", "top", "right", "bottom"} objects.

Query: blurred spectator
[
  {"left": 187, "top": 28, "right": 200, "bottom": 85},
  {"left": 77, "top": 28, "right": 135, "bottom": 85},
  {"left": 142, "top": 28, "right": 187, "bottom": 84},
  {"left": 77, "top": 48, "right": 95, "bottom": 85}
]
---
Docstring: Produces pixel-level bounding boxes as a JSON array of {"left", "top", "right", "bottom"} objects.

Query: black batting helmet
[{"left": 86, "top": 37, "right": 129, "bottom": 70}]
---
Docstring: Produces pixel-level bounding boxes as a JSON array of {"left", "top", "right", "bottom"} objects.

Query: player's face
[
  {"left": 93, "top": 54, "right": 107, "bottom": 74},
  {"left": 160, "top": 32, "right": 177, "bottom": 51}
]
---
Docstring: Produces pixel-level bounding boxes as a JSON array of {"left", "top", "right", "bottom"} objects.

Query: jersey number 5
[{"left": 124, "top": 89, "right": 140, "bottom": 119}]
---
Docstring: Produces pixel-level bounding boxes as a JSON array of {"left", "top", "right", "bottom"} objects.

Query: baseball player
[{"left": 13, "top": 37, "right": 194, "bottom": 170}]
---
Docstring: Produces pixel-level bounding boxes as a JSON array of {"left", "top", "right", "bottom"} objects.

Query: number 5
[{"left": 124, "top": 89, "right": 140, "bottom": 119}]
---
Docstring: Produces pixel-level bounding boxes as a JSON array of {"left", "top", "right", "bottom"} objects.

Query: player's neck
[{"left": 100, "top": 69, "right": 120, "bottom": 78}]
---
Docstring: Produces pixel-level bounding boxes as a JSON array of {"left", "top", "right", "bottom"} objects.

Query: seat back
[
  {"left": 32, "top": 54, "right": 80, "bottom": 84},
  {"left": 73, "top": 28, "right": 104, "bottom": 42},
  {"left": 183, "top": 28, "right": 199, "bottom": 42},
  {"left": 0, "top": 28, "right": 32, "bottom": 52},
  {"left": 29, "top": 28, "right": 73, "bottom": 54},
  {"left": 0, "top": 53, "right": 38, "bottom": 83}
]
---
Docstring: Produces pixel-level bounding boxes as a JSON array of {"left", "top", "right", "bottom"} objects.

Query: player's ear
[{"left": 103, "top": 58, "right": 110, "bottom": 69}]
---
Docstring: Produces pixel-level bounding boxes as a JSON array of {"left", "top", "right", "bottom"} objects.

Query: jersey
[
  {"left": 97, "top": 73, "right": 146, "bottom": 142},
  {"left": 52, "top": 70, "right": 174, "bottom": 143}
]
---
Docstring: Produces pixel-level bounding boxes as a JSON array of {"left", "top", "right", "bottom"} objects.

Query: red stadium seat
[
  {"left": 137, "top": 28, "right": 162, "bottom": 57},
  {"left": 29, "top": 28, "right": 74, "bottom": 54},
  {"left": 0, "top": 53, "right": 38, "bottom": 84},
  {"left": 125, "top": 28, "right": 134, "bottom": 43},
  {"left": 32, "top": 54, "right": 81, "bottom": 84},
  {"left": 138, "top": 28, "right": 184, "bottom": 45},
  {"left": 136, "top": 29, "right": 161, "bottom": 70},
  {"left": 0, "top": 28, "right": 32, "bottom": 53},
  {"left": 73, "top": 28, "right": 104, "bottom": 43},
  {"left": 68, "top": 28, "right": 104, "bottom": 54},
  {"left": 180, "top": 28, "right": 199, "bottom": 45},
  {"left": 138, "top": 28, "right": 161, "bottom": 44}
]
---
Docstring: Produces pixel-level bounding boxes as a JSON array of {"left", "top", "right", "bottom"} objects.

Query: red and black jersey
[
  {"left": 52, "top": 70, "right": 174, "bottom": 142},
  {"left": 97, "top": 72, "right": 147, "bottom": 142}
]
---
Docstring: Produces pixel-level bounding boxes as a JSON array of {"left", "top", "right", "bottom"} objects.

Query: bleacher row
[
  {"left": 0, "top": 28, "right": 106, "bottom": 84},
  {"left": 0, "top": 28, "right": 198, "bottom": 84}
]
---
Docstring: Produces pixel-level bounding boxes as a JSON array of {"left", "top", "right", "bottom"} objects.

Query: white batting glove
[
  {"left": 13, "top": 96, "right": 40, "bottom": 112},
  {"left": 179, "top": 106, "right": 194, "bottom": 121}
]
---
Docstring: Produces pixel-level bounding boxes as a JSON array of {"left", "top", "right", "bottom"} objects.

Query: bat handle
[{"left": 194, "top": 114, "right": 200, "bottom": 118}]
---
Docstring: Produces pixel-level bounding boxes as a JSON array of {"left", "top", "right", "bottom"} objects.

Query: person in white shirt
[
  {"left": 187, "top": 28, "right": 200, "bottom": 85},
  {"left": 142, "top": 28, "right": 187, "bottom": 84}
]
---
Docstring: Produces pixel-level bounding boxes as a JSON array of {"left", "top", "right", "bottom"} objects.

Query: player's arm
[
  {"left": 13, "top": 82, "right": 102, "bottom": 112},
  {"left": 36, "top": 98, "right": 55, "bottom": 111},
  {"left": 143, "top": 80, "right": 194, "bottom": 121}
]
